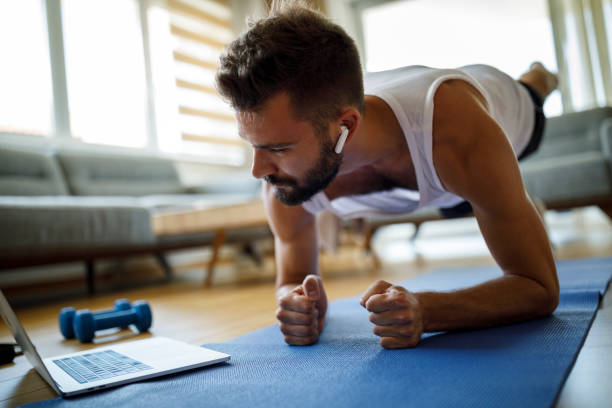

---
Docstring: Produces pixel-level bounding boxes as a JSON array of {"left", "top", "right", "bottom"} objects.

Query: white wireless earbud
[{"left": 335, "top": 125, "right": 349, "bottom": 154}]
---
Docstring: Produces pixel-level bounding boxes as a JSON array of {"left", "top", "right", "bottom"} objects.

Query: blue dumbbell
[
  {"left": 59, "top": 299, "right": 132, "bottom": 340},
  {"left": 73, "top": 300, "right": 152, "bottom": 343}
]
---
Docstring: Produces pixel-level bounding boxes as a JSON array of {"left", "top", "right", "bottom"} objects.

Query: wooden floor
[{"left": 1, "top": 207, "right": 611, "bottom": 407}]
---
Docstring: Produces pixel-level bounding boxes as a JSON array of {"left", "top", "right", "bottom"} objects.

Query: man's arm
[
  {"left": 422, "top": 79, "right": 559, "bottom": 330},
  {"left": 263, "top": 183, "right": 328, "bottom": 345},
  {"left": 362, "top": 80, "right": 558, "bottom": 347}
]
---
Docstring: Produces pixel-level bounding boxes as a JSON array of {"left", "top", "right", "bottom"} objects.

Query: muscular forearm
[
  {"left": 415, "top": 274, "right": 558, "bottom": 333},
  {"left": 273, "top": 232, "right": 318, "bottom": 290}
]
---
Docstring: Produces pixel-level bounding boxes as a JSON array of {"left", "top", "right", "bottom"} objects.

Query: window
[
  {"left": 360, "top": 0, "right": 562, "bottom": 116},
  {"left": 0, "top": 0, "right": 244, "bottom": 166},
  {"left": 550, "top": 0, "right": 612, "bottom": 111},
  {"left": 62, "top": 0, "right": 148, "bottom": 147},
  {"left": 148, "top": 0, "right": 244, "bottom": 165},
  {"left": 0, "top": 0, "right": 53, "bottom": 135}
]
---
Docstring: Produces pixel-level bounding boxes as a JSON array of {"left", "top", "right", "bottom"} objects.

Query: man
[{"left": 215, "top": 2, "right": 559, "bottom": 349}]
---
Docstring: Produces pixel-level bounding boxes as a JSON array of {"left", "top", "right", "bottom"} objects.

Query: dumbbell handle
[
  {"left": 94, "top": 310, "right": 138, "bottom": 331},
  {"left": 92, "top": 309, "right": 123, "bottom": 318}
]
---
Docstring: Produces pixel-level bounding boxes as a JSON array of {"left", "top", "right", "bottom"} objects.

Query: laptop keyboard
[{"left": 53, "top": 350, "right": 153, "bottom": 384}]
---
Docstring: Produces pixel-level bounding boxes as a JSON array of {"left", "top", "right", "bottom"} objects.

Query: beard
[{"left": 264, "top": 136, "right": 342, "bottom": 206}]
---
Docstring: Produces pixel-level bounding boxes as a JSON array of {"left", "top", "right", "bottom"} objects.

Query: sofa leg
[
  {"left": 85, "top": 260, "right": 95, "bottom": 295},
  {"left": 154, "top": 253, "right": 173, "bottom": 281}
]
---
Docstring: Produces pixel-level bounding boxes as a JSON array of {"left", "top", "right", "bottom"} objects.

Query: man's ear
[{"left": 336, "top": 108, "right": 361, "bottom": 144}]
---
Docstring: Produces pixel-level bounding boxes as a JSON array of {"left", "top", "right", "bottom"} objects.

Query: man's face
[
  {"left": 237, "top": 93, "right": 342, "bottom": 205},
  {"left": 269, "top": 134, "right": 341, "bottom": 205}
]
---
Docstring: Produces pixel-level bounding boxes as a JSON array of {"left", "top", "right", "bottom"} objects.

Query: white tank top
[{"left": 302, "top": 64, "right": 534, "bottom": 219}]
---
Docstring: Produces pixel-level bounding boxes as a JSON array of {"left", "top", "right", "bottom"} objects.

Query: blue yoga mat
[{"left": 22, "top": 257, "right": 612, "bottom": 408}]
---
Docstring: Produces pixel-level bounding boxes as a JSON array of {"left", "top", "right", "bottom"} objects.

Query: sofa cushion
[
  {"left": 0, "top": 146, "right": 68, "bottom": 196},
  {"left": 57, "top": 151, "right": 185, "bottom": 196},
  {"left": 0, "top": 196, "right": 154, "bottom": 254}
]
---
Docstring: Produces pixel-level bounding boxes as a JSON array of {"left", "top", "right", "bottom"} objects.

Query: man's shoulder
[
  {"left": 434, "top": 80, "right": 489, "bottom": 120},
  {"left": 431, "top": 79, "right": 513, "bottom": 198},
  {"left": 432, "top": 79, "right": 492, "bottom": 151},
  {"left": 365, "top": 65, "right": 438, "bottom": 94}
]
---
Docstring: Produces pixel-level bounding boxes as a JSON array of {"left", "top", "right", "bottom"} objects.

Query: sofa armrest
[{"left": 600, "top": 117, "right": 612, "bottom": 158}]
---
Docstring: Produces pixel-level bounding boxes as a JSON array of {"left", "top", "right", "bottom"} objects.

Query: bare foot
[
  {"left": 530, "top": 62, "right": 558, "bottom": 92},
  {"left": 520, "top": 62, "right": 558, "bottom": 99}
]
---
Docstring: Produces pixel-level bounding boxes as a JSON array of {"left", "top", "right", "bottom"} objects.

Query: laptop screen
[{"left": 0, "top": 289, "right": 60, "bottom": 394}]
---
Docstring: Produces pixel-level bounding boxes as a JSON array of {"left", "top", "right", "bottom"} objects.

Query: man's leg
[{"left": 518, "top": 63, "right": 557, "bottom": 248}]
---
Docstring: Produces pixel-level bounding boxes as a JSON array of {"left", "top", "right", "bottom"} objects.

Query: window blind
[{"left": 165, "top": 0, "right": 244, "bottom": 163}]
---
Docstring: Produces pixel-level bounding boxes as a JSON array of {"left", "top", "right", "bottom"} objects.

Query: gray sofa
[
  {"left": 3, "top": 106, "right": 611, "bottom": 286},
  {"left": 521, "top": 106, "right": 612, "bottom": 212},
  {"left": 0, "top": 145, "right": 267, "bottom": 292},
  {"left": 359, "top": 106, "right": 612, "bottom": 247}
]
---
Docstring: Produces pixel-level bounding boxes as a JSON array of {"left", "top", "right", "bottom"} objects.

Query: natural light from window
[
  {"left": 362, "top": 0, "right": 562, "bottom": 116},
  {"left": 147, "top": 1, "right": 244, "bottom": 165},
  {"left": 0, "top": 0, "right": 53, "bottom": 135},
  {"left": 62, "top": 0, "right": 148, "bottom": 147}
]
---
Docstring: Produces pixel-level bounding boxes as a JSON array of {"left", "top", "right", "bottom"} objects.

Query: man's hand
[
  {"left": 361, "top": 280, "right": 424, "bottom": 349},
  {"left": 276, "top": 275, "right": 328, "bottom": 346}
]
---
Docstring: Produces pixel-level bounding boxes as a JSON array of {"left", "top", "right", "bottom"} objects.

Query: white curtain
[{"left": 549, "top": 0, "right": 612, "bottom": 112}]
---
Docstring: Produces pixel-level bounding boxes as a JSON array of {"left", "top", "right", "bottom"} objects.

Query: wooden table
[{"left": 151, "top": 199, "right": 269, "bottom": 286}]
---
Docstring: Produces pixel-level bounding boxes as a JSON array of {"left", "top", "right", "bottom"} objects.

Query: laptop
[{"left": 0, "top": 289, "right": 230, "bottom": 397}]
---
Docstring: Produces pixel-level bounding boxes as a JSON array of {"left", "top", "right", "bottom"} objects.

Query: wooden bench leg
[
  {"left": 154, "top": 252, "right": 173, "bottom": 281},
  {"left": 205, "top": 229, "right": 226, "bottom": 287},
  {"left": 362, "top": 226, "right": 377, "bottom": 253}
]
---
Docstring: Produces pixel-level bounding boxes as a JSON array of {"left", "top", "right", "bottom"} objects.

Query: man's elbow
[
  {"left": 546, "top": 289, "right": 559, "bottom": 316},
  {"left": 543, "top": 286, "right": 560, "bottom": 316},
  {"left": 536, "top": 262, "right": 560, "bottom": 317},
  {"left": 527, "top": 274, "right": 559, "bottom": 318}
]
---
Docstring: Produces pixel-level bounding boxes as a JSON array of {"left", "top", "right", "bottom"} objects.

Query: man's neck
[
  {"left": 338, "top": 95, "right": 406, "bottom": 173},
  {"left": 325, "top": 95, "right": 418, "bottom": 199}
]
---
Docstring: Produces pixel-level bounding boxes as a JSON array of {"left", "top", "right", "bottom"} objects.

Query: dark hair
[{"left": 215, "top": 1, "right": 364, "bottom": 133}]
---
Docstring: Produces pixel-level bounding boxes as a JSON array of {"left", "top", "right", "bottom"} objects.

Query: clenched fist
[
  {"left": 276, "top": 275, "right": 328, "bottom": 346},
  {"left": 361, "top": 280, "right": 424, "bottom": 349}
]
